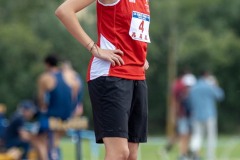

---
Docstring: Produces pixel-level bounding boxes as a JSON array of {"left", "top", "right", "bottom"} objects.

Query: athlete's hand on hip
[
  {"left": 144, "top": 59, "right": 149, "bottom": 70},
  {"left": 91, "top": 44, "right": 124, "bottom": 67}
]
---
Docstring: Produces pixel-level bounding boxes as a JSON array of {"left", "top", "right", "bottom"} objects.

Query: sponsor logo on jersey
[{"left": 129, "top": 0, "right": 136, "bottom": 3}]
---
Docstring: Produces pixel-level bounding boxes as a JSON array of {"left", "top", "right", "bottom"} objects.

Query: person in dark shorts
[{"left": 55, "top": 0, "right": 150, "bottom": 159}]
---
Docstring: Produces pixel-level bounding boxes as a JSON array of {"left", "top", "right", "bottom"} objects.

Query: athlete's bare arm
[
  {"left": 38, "top": 73, "right": 55, "bottom": 112},
  {"left": 144, "top": 59, "right": 149, "bottom": 70},
  {"left": 55, "top": 0, "right": 124, "bottom": 67},
  {"left": 38, "top": 75, "right": 48, "bottom": 112}
]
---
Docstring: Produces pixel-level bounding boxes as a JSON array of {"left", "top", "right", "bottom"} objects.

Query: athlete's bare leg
[
  {"left": 31, "top": 133, "right": 48, "bottom": 160},
  {"left": 179, "top": 134, "right": 190, "bottom": 156},
  {"left": 128, "top": 142, "right": 139, "bottom": 160},
  {"left": 103, "top": 137, "right": 130, "bottom": 160},
  {"left": 53, "top": 131, "right": 65, "bottom": 148}
]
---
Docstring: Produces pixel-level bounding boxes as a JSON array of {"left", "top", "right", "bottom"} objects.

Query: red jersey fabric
[
  {"left": 87, "top": 0, "right": 150, "bottom": 81},
  {"left": 172, "top": 79, "right": 188, "bottom": 118}
]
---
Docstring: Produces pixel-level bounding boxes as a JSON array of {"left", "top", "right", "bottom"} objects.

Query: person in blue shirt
[
  {"left": 61, "top": 60, "right": 84, "bottom": 117},
  {"left": 189, "top": 71, "right": 224, "bottom": 160},
  {"left": 3, "top": 100, "right": 38, "bottom": 160},
  {"left": 37, "top": 55, "right": 83, "bottom": 160}
]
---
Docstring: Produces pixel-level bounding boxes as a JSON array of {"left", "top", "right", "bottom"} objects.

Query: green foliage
[
  {"left": 0, "top": 0, "right": 95, "bottom": 119},
  {"left": 0, "top": 23, "right": 51, "bottom": 113},
  {"left": 147, "top": 0, "right": 240, "bottom": 133}
]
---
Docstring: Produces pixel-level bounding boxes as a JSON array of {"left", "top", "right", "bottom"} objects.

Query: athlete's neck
[
  {"left": 99, "top": 0, "right": 118, "bottom": 5},
  {"left": 48, "top": 67, "right": 59, "bottom": 73}
]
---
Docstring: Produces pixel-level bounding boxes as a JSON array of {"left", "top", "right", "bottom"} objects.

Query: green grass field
[{"left": 60, "top": 136, "right": 240, "bottom": 160}]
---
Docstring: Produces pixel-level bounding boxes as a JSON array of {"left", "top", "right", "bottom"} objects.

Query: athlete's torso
[
  {"left": 87, "top": 0, "right": 150, "bottom": 81},
  {"left": 47, "top": 72, "right": 73, "bottom": 120}
]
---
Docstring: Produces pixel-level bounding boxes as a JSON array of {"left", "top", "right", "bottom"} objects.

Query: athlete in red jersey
[
  {"left": 56, "top": 0, "right": 150, "bottom": 159},
  {"left": 88, "top": 0, "right": 150, "bottom": 81}
]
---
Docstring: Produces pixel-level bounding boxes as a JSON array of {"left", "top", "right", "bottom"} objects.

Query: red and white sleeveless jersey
[{"left": 87, "top": 0, "right": 151, "bottom": 81}]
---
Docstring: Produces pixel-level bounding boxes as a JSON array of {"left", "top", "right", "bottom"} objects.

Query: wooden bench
[{"left": 49, "top": 116, "right": 88, "bottom": 131}]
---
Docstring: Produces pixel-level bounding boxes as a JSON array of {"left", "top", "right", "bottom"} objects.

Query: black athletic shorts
[{"left": 88, "top": 76, "right": 148, "bottom": 143}]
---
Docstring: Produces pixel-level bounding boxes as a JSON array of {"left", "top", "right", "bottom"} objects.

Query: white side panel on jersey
[{"left": 90, "top": 34, "right": 115, "bottom": 80}]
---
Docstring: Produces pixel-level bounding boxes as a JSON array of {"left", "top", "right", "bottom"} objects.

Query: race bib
[{"left": 129, "top": 11, "right": 151, "bottom": 43}]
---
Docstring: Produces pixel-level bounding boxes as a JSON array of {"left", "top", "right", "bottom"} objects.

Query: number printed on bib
[{"left": 129, "top": 11, "right": 151, "bottom": 43}]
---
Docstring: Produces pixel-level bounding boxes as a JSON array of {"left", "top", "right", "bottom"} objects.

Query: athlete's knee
[
  {"left": 128, "top": 151, "right": 138, "bottom": 160},
  {"left": 119, "top": 148, "right": 130, "bottom": 160},
  {"left": 128, "top": 142, "right": 139, "bottom": 160},
  {"left": 104, "top": 137, "right": 130, "bottom": 160},
  {"left": 106, "top": 147, "right": 129, "bottom": 160}
]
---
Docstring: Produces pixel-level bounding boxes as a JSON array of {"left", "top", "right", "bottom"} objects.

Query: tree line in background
[{"left": 0, "top": 0, "right": 240, "bottom": 134}]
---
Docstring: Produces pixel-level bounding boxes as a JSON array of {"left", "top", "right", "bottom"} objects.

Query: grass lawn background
[{"left": 60, "top": 136, "right": 240, "bottom": 160}]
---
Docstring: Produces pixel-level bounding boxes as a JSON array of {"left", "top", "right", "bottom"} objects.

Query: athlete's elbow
[
  {"left": 55, "top": 5, "right": 67, "bottom": 19},
  {"left": 55, "top": 6, "right": 63, "bottom": 18}
]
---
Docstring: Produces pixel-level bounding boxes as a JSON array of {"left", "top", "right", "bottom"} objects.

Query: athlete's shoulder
[
  {"left": 62, "top": 69, "right": 81, "bottom": 87},
  {"left": 38, "top": 72, "right": 55, "bottom": 84}
]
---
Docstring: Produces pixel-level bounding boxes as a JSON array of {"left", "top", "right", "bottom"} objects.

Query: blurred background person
[
  {"left": 0, "top": 104, "right": 8, "bottom": 154},
  {"left": 37, "top": 54, "right": 82, "bottom": 160},
  {"left": 189, "top": 71, "right": 224, "bottom": 160},
  {"left": 171, "top": 70, "right": 196, "bottom": 160},
  {"left": 2, "top": 100, "right": 38, "bottom": 160},
  {"left": 61, "top": 60, "right": 84, "bottom": 117},
  {"left": 0, "top": 104, "right": 8, "bottom": 149}
]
